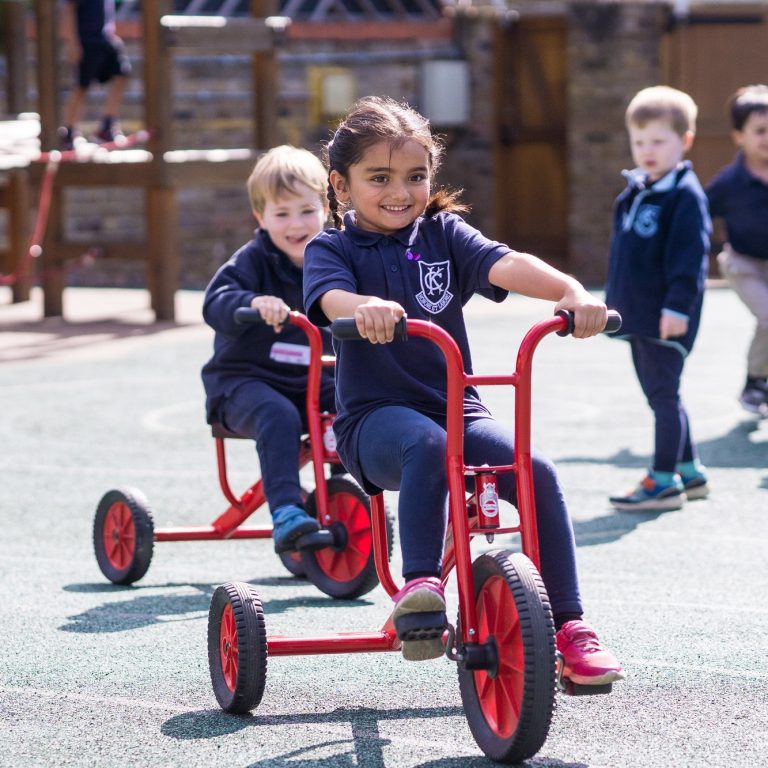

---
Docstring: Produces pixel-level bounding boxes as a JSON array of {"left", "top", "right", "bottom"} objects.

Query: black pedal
[
  {"left": 563, "top": 681, "right": 613, "bottom": 696},
  {"left": 394, "top": 611, "right": 448, "bottom": 641},
  {"left": 295, "top": 529, "right": 334, "bottom": 551}
]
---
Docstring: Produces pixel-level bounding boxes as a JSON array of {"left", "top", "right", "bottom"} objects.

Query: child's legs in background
[
  {"left": 464, "top": 416, "right": 583, "bottom": 620},
  {"left": 221, "top": 381, "right": 306, "bottom": 512},
  {"left": 357, "top": 406, "right": 448, "bottom": 579},
  {"left": 718, "top": 247, "right": 768, "bottom": 377},
  {"left": 629, "top": 338, "right": 695, "bottom": 469}
]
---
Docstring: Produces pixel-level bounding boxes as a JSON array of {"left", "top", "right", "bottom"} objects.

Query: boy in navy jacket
[
  {"left": 201, "top": 146, "right": 333, "bottom": 552},
  {"left": 606, "top": 86, "right": 711, "bottom": 511},
  {"left": 707, "top": 85, "right": 768, "bottom": 415}
]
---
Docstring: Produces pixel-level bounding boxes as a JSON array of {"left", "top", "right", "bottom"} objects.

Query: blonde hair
[
  {"left": 625, "top": 86, "right": 698, "bottom": 136},
  {"left": 246, "top": 145, "right": 327, "bottom": 215}
]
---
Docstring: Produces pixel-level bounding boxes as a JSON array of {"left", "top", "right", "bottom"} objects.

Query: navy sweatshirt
[
  {"left": 201, "top": 229, "right": 333, "bottom": 424},
  {"left": 604, "top": 162, "right": 711, "bottom": 354}
]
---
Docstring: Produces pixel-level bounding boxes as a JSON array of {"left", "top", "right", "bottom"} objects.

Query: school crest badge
[
  {"left": 415, "top": 260, "right": 453, "bottom": 314},
  {"left": 633, "top": 204, "right": 661, "bottom": 238}
]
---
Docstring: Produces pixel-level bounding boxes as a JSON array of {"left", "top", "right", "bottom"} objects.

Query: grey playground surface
[{"left": 0, "top": 285, "right": 766, "bottom": 768}]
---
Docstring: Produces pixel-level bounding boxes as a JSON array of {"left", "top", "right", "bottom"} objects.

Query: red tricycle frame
[
  {"left": 209, "top": 310, "right": 620, "bottom": 762},
  {"left": 94, "top": 311, "right": 392, "bottom": 598}
]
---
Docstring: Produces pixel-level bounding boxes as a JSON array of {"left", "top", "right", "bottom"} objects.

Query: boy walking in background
[
  {"left": 59, "top": 0, "right": 131, "bottom": 150},
  {"left": 202, "top": 145, "right": 334, "bottom": 553},
  {"left": 706, "top": 85, "right": 768, "bottom": 415},
  {"left": 606, "top": 86, "right": 711, "bottom": 511}
]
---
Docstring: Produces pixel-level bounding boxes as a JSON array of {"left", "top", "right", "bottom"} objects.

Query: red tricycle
[
  {"left": 206, "top": 309, "right": 622, "bottom": 764},
  {"left": 92, "top": 309, "right": 392, "bottom": 600}
]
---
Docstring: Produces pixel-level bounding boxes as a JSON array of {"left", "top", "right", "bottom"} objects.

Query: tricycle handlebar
[{"left": 330, "top": 309, "right": 621, "bottom": 341}]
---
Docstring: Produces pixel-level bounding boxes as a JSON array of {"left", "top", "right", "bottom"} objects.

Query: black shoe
[
  {"left": 739, "top": 377, "right": 768, "bottom": 414},
  {"left": 93, "top": 124, "right": 126, "bottom": 145}
]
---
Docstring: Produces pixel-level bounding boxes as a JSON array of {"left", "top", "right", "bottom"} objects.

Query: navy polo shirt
[
  {"left": 201, "top": 229, "right": 333, "bottom": 424},
  {"left": 303, "top": 211, "right": 508, "bottom": 491},
  {"left": 706, "top": 152, "right": 768, "bottom": 261}
]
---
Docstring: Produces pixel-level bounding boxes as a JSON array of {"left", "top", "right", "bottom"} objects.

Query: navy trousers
[
  {"left": 629, "top": 337, "right": 696, "bottom": 473},
  {"left": 357, "top": 406, "right": 583, "bottom": 619},
  {"left": 221, "top": 380, "right": 335, "bottom": 513}
]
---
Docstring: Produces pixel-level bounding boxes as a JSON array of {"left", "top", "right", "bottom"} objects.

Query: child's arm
[
  {"left": 319, "top": 289, "right": 405, "bottom": 344},
  {"left": 488, "top": 251, "right": 608, "bottom": 338}
]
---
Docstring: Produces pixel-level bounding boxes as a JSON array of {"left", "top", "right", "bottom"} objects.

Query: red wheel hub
[
  {"left": 315, "top": 492, "right": 371, "bottom": 581},
  {"left": 473, "top": 575, "right": 524, "bottom": 738},
  {"left": 219, "top": 602, "right": 239, "bottom": 692},
  {"left": 102, "top": 502, "right": 136, "bottom": 570}
]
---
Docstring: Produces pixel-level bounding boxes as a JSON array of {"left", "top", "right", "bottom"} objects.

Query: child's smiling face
[
  {"left": 256, "top": 183, "right": 327, "bottom": 267},
  {"left": 330, "top": 138, "right": 431, "bottom": 235},
  {"left": 628, "top": 118, "right": 693, "bottom": 181}
]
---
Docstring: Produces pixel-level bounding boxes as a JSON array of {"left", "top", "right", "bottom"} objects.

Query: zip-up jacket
[
  {"left": 605, "top": 161, "right": 711, "bottom": 354},
  {"left": 201, "top": 229, "right": 334, "bottom": 423}
]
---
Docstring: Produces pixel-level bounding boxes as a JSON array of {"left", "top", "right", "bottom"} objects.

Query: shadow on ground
[{"left": 59, "top": 579, "right": 373, "bottom": 633}]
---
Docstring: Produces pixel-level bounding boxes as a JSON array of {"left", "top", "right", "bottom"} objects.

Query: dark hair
[
  {"left": 728, "top": 84, "right": 768, "bottom": 131},
  {"left": 323, "top": 95, "right": 467, "bottom": 228}
]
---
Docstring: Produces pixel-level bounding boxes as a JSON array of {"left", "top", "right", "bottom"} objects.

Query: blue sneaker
[
  {"left": 271, "top": 505, "right": 320, "bottom": 553},
  {"left": 676, "top": 462, "right": 710, "bottom": 501},
  {"left": 609, "top": 473, "right": 686, "bottom": 511}
]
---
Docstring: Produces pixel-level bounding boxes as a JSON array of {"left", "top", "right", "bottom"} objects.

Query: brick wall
[{"left": 567, "top": 1, "right": 669, "bottom": 281}]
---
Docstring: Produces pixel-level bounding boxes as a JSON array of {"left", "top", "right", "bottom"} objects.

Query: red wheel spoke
[
  {"left": 220, "top": 604, "right": 239, "bottom": 692},
  {"left": 474, "top": 574, "right": 523, "bottom": 739},
  {"left": 103, "top": 502, "right": 136, "bottom": 570}
]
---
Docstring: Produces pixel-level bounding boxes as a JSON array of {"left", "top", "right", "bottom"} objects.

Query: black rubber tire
[
  {"left": 93, "top": 487, "right": 155, "bottom": 585},
  {"left": 301, "top": 475, "right": 393, "bottom": 600},
  {"left": 458, "top": 550, "right": 556, "bottom": 764},
  {"left": 208, "top": 581, "right": 268, "bottom": 714}
]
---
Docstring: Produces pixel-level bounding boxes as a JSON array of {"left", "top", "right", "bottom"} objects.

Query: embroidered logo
[
  {"left": 633, "top": 204, "right": 661, "bottom": 238},
  {"left": 415, "top": 260, "right": 453, "bottom": 314}
]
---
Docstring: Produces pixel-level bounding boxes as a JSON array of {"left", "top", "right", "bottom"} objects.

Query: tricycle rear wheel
[
  {"left": 458, "top": 550, "right": 555, "bottom": 763},
  {"left": 93, "top": 487, "right": 154, "bottom": 585},
  {"left": 208, "top": 581, "right": 268, "bottom": 713}
]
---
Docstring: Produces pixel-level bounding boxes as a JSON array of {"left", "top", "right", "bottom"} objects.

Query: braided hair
[{"left": 323, "top": 96, "right": 467, "bottom": 228}]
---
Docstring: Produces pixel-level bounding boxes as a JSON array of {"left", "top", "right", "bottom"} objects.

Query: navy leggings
[
  {"left": 629, "top": 338, "right": 696, "bottom": 472},
  {"left": 221, "top": 380, "right": 335, "bottom": 513},
  {"left": 357, "top": 406, "right": 583, "bottom": 618}
]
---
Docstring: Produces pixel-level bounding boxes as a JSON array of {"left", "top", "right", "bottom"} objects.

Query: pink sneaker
[
  {"left": 556, "top": 620, "right": 626, "bottom": 685},
  {"left": 392, "top": 577, "right": 447, "bottom": 661}
]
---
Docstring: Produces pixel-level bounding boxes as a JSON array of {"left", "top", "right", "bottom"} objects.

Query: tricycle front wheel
[
  {"left": 208, "top": 581, "right": 268, "bottom": 714},
  {"left": 458, "top": 550, "right": 556, "bottom": 764}
]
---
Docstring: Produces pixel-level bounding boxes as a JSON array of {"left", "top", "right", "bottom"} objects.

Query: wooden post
[
  {"left": 142, "top": 0, "right": 177, "bottom": 321},
  {"left": 35, "top": 0, "right": 66, "bottom": 316},
  {"left": 34, "top": 0, "right": 59, "bottom": 151},
  {"left": 251, "top": 0, "right": 280, "bottom": 149},
  {"left": 41, "top": 188, "right": 65, "bottom": 317},
  {"left": 8, "top": 170, "right": 32, "bottom": 302},
  {"left": 3, "top": 1, "right": 29, "bottom": 114}
]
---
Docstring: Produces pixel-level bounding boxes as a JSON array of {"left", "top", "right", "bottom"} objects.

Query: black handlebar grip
[
  {"left": 556, "top": 309, "right": 622, "bottom": 336},
  {"left": 331, "top": 317, "right": 408, "bottom": 341},
  {"left": 234, "top": 307, "right": 265, "bottom": 325}
]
